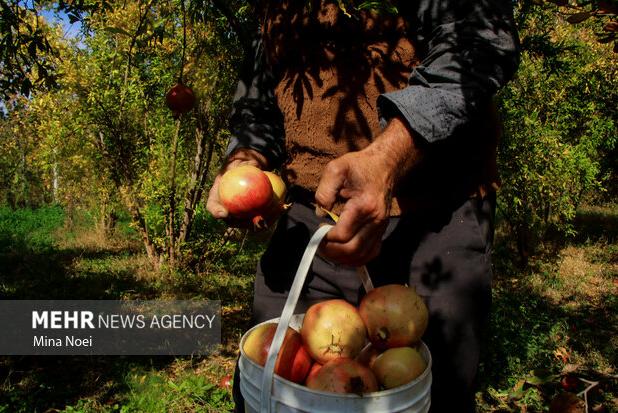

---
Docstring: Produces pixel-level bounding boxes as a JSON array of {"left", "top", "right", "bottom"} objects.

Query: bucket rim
[{"left": 239, "top": 317, "right": 433, "bottom": 399}]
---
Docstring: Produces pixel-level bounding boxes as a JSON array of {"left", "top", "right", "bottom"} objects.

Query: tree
[
  {"left": 497, "top": 1, "right": 617, "bottom": 263},
  {"left": 58, "top": 0, "right": 246, "bottom": 267},
  {"left": 0, "top": 0, "right": 251, "bottom": 269}
]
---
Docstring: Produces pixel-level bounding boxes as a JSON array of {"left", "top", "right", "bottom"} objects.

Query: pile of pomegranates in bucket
[{"left": 242, "top": 284, "right": 429, "bottom": 395}]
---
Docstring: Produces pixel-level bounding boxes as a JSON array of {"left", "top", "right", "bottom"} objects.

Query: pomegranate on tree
[
  {"left": 165, "top": 82, "right": 195, "bottom": 116},
  {"left": 359, "top": 284, "right": 428, "bottom": 349},
  {"left": 305, "top": 358, "right": 378, "bottom": 395},
  {"left": 242, "top": 323, "right": 312, "bottom": 384},
  {"left": 371, "top": 346, "right": 427, "bottom": 389},
  {"left": 218, "top": 165, "right": 273, "bottom": 226},
  {"left": 300, "top": 299, "right": 367, "bottom": 364}
]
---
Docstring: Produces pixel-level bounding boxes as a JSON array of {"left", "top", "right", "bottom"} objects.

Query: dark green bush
[{"left": 0, "top": 205, "right": 65, "bottom": 253}]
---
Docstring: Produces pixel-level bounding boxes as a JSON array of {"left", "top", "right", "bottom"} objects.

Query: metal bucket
[{"left": 237, "top": 225, "right": 432, "bottom": 413}]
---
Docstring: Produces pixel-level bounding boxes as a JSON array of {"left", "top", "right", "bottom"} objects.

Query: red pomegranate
[
  {"left": 305, "top": 362, "right": 323, "bottom": 384},
  {"left": 305, "top": 358, "right": 379, "bottom": 395},
  {"left": 242, "top": 323, "right": 312, "bottom": 384},
  {"left": 218, "top": 374, "right": 232, "bottom": 389},
  {"left": 371, "top": 346, "right": 426, "bottom": 389},
  {"left": 301, "top": 299, "right": 367, "bottom": 364},
  {"left": 218, "top": 165, "right": 273, "bottom": 225},
  {"left": 165, "top": 83, "right": 195, "bottom": 116},
  {"left": 359, "top": 284, "right": 428, "bottom": 349},
  {"left": 560, "top": 374, "right": 579, "bottom": 392},
  {"left": 282, "top": 344, "right": 313, "bottom": 384}
]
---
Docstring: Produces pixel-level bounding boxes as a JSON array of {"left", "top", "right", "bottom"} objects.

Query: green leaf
[
  {"left": 103, "top": 26, "right": 132, "bottom": 37},
  {"left": 525, "top": 369, "right": 558, "bottom": 385}
]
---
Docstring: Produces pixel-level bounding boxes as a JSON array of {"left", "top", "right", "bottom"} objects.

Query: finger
[
  {"left": 324, "top": 197, "right": 374, "bottom": 244},
  {"left": 320, "top": 219, "right": 386, "bottom": 266},
  {"left": 320, "top": 231, "right": 381, "bottom": 266},
  {"left": 315, "top": 161, "right": 347, "bottom": 211},
  {"left": 206, "top": 176, "right": 228, "bottom": 219}
]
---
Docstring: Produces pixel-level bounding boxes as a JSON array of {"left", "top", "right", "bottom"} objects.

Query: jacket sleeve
[
  {"left": 377, "top": 0, "right": 520, "bottom": 143},
  {"left": 225, "top": 38, "right": 286, "bottom": 168}
]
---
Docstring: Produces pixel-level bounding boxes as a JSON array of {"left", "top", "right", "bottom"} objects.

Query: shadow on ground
[
  {"left": 0, "top": 239, "right": 175, "bottom": 411},
  {"left": 0, "top": 246, "right": 156, "bottom": 300},
  {"left": 477, "top": 207, "right": 618, "bottom": 411}
]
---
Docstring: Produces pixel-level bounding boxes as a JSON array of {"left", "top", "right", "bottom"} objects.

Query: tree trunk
[
  {"left": 166, "top": 119, "right": 181, "bottom": 266},
  {"left": 516, "top": 224, "right": 530, "bottom": 268},
  {"left": 177, "top": 120, "right": 215, "bottom": 245},
  {"left": 100, "top": 211, "right": 118, "bottom": 238},
  {"left": 120, "top": 187, "right": 160, "bottom": 268},
  {"left": 52, "top": 147, "right": 59, "bottom": 204}
]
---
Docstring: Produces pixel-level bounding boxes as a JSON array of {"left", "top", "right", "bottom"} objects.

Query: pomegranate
[
  {"left": 242, "top": 323, "right": 312, "bottom": 384},
  {"left": 371, "top": 346, "right": 426, "bottom": 389},
  {"left": 305, "top": 358, "right": 378, "bottom": 395},
  {"left": 301, "top": 299, "right": 367, "bottom": 364},
  {"left": 560, "top": 375, "right": 579, "bottom": 392},
  {"left": 218, "top": 165, "right": 273, "bottom": 225},
  {"left": 548, "top": 392, "right": 585, "bottom": 413},
  {"left": 359, "top": 284, "right": 428, "bottom": 349},
  {"left": 264, "top": 171, "right": 287, "bottom": 208},
  {"left": 165, "top": 82, "right": 195, "bottom": 116},
  {"left": 218, "top": 374, "right": 232, "bottom": 389},
  {"left": 283, "top": 344, "right": 313, "bottom": 384},
  {"left": 305, "top": 362, "right": 323, "bottom": 384},
  {"left": 261, "top": 171, "right": 288, "bottom": 224}
]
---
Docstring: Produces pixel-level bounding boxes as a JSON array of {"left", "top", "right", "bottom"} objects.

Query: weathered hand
[
  {"left": 206, "top": 149, "right": 269, "bottom": 224},
  {"left": 315, "top": 117, "right": 421, "bottom": 266}
]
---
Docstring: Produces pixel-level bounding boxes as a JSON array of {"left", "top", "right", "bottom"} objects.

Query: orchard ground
[{"left": 0, "top": 204, "right": 616, "bottom": 412}]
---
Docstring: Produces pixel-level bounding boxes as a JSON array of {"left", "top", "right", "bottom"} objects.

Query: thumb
[
  {"left": 206, "top": 176, "right": 229, "bottom": 219},
  {"left": 315, "top": 160, "right": 347, "bottom": 211}
]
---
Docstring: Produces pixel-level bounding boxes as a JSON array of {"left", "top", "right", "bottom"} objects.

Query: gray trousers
[{"left": 235, "top": 194, "right": 495, "bottom": 413}]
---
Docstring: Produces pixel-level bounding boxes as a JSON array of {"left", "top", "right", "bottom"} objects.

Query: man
[{"left": 207, "top": 1, "right": 519, "bottom": 411}]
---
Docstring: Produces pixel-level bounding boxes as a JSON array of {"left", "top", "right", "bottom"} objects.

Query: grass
[
  {"left": 0, "top": 207, "right": 257, "bottom": 412},
  {"left": 0, "top": 203, "right": 616, "bottom": 412},
  {"left": 476, "top": 203, "right": 618, "bottom": 412}
]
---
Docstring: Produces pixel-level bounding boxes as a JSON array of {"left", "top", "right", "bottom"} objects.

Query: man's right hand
[{"left": 206, "top": 148, "right": 269, "bottom": 221}]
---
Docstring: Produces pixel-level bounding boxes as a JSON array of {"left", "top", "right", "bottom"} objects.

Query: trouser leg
[
  {"left": 368, "top": 195, "right": 495, "bottom": 413},
  {"left": 232, "top": 357, "right": 244, "bottom": 413}
]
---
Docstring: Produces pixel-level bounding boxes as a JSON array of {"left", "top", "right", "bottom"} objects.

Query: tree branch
[{"left": 210, "top": 0, "right": 253, "bottom": 54}]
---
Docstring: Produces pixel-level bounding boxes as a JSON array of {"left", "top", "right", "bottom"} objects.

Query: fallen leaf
[
  {"left": 567, "top": 12, "right": 591, "bottom": 24},
  {"left": 554, "top": 347, "right": 571, "bottom": 364}
]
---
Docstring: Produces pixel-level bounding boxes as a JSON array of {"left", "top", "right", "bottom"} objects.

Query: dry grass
[{"left": 529, "top": 244, "right": 618, "bottom": 308}]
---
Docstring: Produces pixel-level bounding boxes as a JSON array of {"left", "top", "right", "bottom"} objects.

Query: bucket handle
[{"left": 260, "top": 224, "right": 333, "bottom": 413}]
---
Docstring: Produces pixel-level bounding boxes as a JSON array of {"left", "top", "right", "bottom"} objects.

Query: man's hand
[
  {"left": 206, "top": 149, "right": 269, "bottom": 222},
  {"left": 315, "top": 117, "right": 421, "bottom": 266}
]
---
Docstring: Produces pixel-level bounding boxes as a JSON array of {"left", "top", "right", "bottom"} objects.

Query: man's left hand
[{"left": 315, "top": 116, "right": 422, "bottom": 266}]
